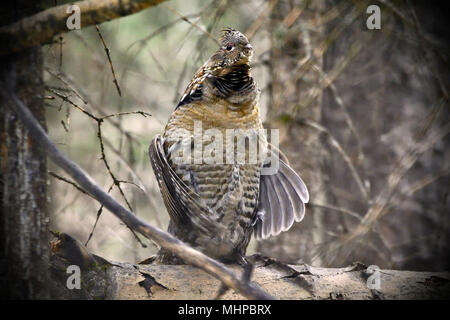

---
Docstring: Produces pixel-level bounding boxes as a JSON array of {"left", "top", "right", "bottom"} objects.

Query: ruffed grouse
[{"left": 149, "top": 28, "right": 309, "bottom": 264}]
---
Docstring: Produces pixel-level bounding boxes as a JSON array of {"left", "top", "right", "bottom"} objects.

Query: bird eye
[{"left": 226, "top": 45, "right": 233, "bottom": 51}]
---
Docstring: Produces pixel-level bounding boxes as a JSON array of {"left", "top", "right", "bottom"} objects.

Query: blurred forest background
[{"left": 38, "top": 0, "right": 449, "bottom": 271}]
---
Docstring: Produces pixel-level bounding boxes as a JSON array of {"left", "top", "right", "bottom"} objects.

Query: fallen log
[{"left": 49, "top": 233, "right": 450, "bottom": 300}]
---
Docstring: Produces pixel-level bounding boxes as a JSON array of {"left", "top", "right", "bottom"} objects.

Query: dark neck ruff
[
  {"left": 176, "top": 64, "right": 255, "bottom": 109},
  {"left": 212, "top": 64, "right": 255, "bottom": 98}
]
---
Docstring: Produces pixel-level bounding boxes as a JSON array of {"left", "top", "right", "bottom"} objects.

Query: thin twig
[
  {"left": 47, "top": 70, "right": 141, "bottom": 146},
  {"left": 60, "top": 120, "right": 69, "bottom": 132},
  {"left": 95, "top": 25, "right": 122, "bottom": 97},
  {"left": 101, "top": 111, "right": 151, "bottom": 120},
  {"left": 47, "top": 87, "right": 98, "bottom": 121},
  {"left": 47, "top": 87, "right": 150, "bottom": 248},
  {"left": 309, "top": 202, "right": 362, "bottom": 221},
  {"left": 245, "top": 0, "right": 278, "bottom": 40},
  {"left": 85, "top": 182, "right": 114, "bottom": 247},
  {"left": 49, "top": 170, "right": 146, "bottom": 248},
  {"left": 58, "top": 35, "right": 64, "bottom": 72},
  {"left": 313, "top": 64, "right": 366, "bottom": 164},
  {"left": 298, "top": 118, "right": 371, "bottom": 202},
  {"left": 163, "top": 3, "right": 219, "bottom": 45},
  {"left": 405, "top": 169, "right": 450, "bottom": 196},
  {"left": 126, "top": 13, "right": 202, "bottom": 53},
  {"left": 45, "top": 68, "right": 88, "bottom": 104},
  {"left": 49, "top": 171, "right": 90, "bottom": 196}
]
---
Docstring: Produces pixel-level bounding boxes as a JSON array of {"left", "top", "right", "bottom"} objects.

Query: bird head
[{"left": 209, "top": 28, "right": 253, "bottom": 71}]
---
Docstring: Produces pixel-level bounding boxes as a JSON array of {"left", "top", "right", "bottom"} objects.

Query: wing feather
[
  {"left": 255, "top": 154, "right": 309, "bottom": 240},
  {"left": 149, "top": 135, "right": 225, "bottom": 233}
]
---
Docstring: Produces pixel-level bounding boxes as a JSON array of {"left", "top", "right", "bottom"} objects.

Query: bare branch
[
  {"left": 1, "top": 88, "right": 274, "bottom": 301},
  {"left": 0, "top": 0, "right": 168, "bottom": 54},
  {"left": 95, "top": 25, "right": 122, "bottom": 97},
  {"left": 49, "top": 171, "right": 90, "bottom": 196}
]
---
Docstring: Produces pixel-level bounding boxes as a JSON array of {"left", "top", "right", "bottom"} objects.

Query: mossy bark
[{"left": 0, "top": 2, "right": 49, "bottom": 300}]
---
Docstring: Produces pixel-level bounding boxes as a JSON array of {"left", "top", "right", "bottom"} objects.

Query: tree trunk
[
  {"left": 0, "top": 2, "right": 49, "bottom": 299},
  {"left": 257, "top": 0, "right": 333, "bottom": 265}
]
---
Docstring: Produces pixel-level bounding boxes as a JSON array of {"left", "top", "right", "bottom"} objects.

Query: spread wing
[
  {"left": 149, "top": 135, "right": 225, "bottom": 233},
  {"left": 254, "top": 149, "right": 309, "bottom": 240}
]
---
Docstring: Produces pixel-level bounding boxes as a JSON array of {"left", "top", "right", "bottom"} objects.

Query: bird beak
[{"left": 244, "top": 43, "right": 253, "bottom": 57}]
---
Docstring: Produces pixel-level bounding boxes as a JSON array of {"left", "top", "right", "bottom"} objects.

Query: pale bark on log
[{"left": 49, "top": 236, "right": 450, "bottom": 300}]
